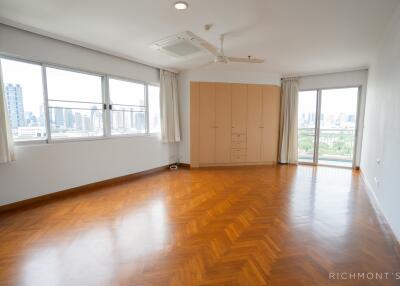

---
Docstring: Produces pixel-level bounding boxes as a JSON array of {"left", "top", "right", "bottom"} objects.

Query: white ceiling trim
[
  {"left": 281, "top": 66, "right": 369, "bottom": 80},
  {"left": 0, "top": 17, "right": 179, "bottom": 74}
]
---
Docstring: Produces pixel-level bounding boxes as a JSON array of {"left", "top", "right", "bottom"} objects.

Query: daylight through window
[
  {"left": 46, "top": 67, "right": 104, "bottom": 139},
  {"left": 109, "top": 78, "right": 146, "bottom": 135},
  {"left": 0, "top": 57, "right": 161, "bottom": 142},
  {"left": 0, "top": 59, "right": 46, "bottom": 141}
]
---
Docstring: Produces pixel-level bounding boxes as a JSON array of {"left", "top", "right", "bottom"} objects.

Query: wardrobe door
[
  {"left": 246, "top": 84, "right": 263, "bottom": 162},
  {"left": 215, "top": 83, "right": 232, "bottom": 164},
  {"left": 199, "top": 82, "right": 216, "bottom": 164},
  {"left": 261, "top": 85, "right": 281, "bottom": 163},
  {"left": 231, "top": 84, "right": 247, "bottom": 134}
]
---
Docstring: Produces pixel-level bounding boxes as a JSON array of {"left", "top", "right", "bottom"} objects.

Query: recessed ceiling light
[{"left": 174, "top": 1, "right": 188, "bottom": 10}]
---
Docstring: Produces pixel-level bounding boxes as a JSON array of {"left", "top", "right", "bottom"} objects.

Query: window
[
  {"left": 318, "top": 88, "right": 358, "bottom": 167},
  {"left": 1, "top": 59, "right": 46, "bottom": 141},
  {"left": 46, "top": 67, "right": 104, "bottom": 139},
  {"left": 0, "top": 56, "right": 162, "bottom": 144},
  {"left": 148, "top": 85, "right": 161, "bottom": 133},
  {"left": 298, "top": 90, "right": 317, "bottom": 163},
  {"left": 297, "top": 87, "right": 359, "bottom": 167},
  {"left": 109, "top": 78, "right": 146, "bottom": 135}
]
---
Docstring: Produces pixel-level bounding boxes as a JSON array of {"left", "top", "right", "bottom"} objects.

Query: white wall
[
  {"left": 299, "top": 70, "right": 368, "bottom": 90},
  {"left": 0, "top": 24, "right": 159, "bottom": 84},
  {"left": 298, "top": 69, "right": 369, "bottom": 167},
  {"left": 0, "top": 24, "right": 177, "bottom": 206},
  {"left": 177, "top": 69, "right": 281, "bottom": 164},
  {"left": 361, "top": 5, "right": 400, "bottom": 240}
]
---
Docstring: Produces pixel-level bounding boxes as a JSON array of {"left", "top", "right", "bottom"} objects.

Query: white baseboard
[{"left": 360, "top": 169, "right": 400, "bottom": 243}]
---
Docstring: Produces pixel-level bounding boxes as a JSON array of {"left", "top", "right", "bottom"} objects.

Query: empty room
[{"left": 0, "top": 0, "right": 400, "bottom": 285}]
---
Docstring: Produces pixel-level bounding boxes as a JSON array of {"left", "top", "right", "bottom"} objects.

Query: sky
[
  {"left": 46, "top": 67, "right": 102, "bottom": 103},
  {"left": 1, "top": 59, "right": 44, "bottom": 115},
  {"left": 1, "top": 58, "right": 104, "bottom": 114},
  {"left": 298, "top": 88, "right": 359, "bottom": 118}
]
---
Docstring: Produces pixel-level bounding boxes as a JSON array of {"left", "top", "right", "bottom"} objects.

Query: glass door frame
[{"left": 298, "top": 85, "right": 362, "bottom": 169}]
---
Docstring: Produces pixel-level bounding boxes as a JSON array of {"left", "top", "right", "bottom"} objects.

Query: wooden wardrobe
[{"left": 190, "top": 81, "right": 281, "bottom": 167}]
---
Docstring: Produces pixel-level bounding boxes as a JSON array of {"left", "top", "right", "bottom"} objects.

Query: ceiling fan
[{"left": 201, "top": 34, "right": 264, "bottom": 64}]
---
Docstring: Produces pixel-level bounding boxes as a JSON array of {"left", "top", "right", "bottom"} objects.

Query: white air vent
[{"left": 150, "top": 31, "right": 209, "bottom": 59}]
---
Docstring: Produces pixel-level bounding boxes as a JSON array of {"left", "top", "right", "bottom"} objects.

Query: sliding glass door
[
  {"left": 298, "top": 90, "right": 317, "bottom": 163},
  {"left": 318, "top": 88, "right": 358, "bottom": 167},
  {"left": 298, "top": 87, "right": 359, "bottom": 167}
]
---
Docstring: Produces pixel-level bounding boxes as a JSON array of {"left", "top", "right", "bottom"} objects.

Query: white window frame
[
  {"left": 44, "top": 64, "right": 107, "bottom": 143},
  {"left": 297, "top": 85, "right": 362, "bottom": 169},
  {"left": 108, "top": 75, "right": 149, "bottom": 137},
  {"left": 0, "top": 54, "right": 161, "bottom": 145},
  {"left": 0, "top": 56, "right": 48, "bottom": 144}
]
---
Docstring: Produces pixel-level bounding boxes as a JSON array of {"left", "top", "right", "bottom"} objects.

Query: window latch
[
  {"left": 103, "top": 103, "right": 107, "bottom": 110},
  {"left": 109, "top": 104, "right": 113, "bottom": 110}
]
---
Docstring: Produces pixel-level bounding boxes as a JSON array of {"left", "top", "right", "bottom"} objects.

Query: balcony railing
[
  {"left": 298, "top": 128, "right": 355, "bottom": 166},
  {"left": 298, "top": 128, "right": 315, "bottom": 163}
]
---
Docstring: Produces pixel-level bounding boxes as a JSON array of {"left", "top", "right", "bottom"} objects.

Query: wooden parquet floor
[{"left": 0, "top": 165, "right": 399, "bottom": 286}]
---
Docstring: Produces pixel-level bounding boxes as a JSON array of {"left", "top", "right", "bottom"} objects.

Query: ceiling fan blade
[
  {"left": 199, "top": 40, "right": 219, "bottom": 56},
  {"left": 195, "top": 61, "right": 215, "bottom": 69},
  {"left": 185, "top": 31, "right": 219, "bottom": 56},
  {"left": 228, "top": 57, "right": 264, "bottom": 63}
]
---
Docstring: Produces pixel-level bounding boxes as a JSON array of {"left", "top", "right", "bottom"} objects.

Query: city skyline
[
  {"left": 299, "top": 110, "right": 356, "bottom": 129},
  {"left": 298, "top": 88, "right": 358, "bottom": 130},
  {"left": 4, "top": 82, "right": 148, "bottom": 139}
]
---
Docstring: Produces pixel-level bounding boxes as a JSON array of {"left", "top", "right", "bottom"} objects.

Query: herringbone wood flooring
[{"left": 0, "top": 165, "right": 399, "bottom": 285}]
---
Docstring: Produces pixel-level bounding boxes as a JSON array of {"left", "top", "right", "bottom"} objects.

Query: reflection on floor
[
  {"left": 318, "top": 159, "right": 353, "bottom": 167},
  {"left": 0, "top": 165, "right": 399, "bottom": 285},
  {"left": 299, "top": 157, "right": 353, "bottom": 168}
]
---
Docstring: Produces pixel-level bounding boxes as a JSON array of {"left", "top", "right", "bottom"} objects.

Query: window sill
[
  {"left": 14, "top": 139, "right": 47, "bottom": 146},
  {"left": 108, "top": 133, "right": 160, "bottom": 140},
  {"left": 14, "top": 133, "right": 162, "bottom": 146}
]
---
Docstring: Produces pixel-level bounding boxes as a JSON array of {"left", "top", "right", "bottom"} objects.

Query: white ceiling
[{"left": 0, "top": 0, "right": 399, "bottom": 75}]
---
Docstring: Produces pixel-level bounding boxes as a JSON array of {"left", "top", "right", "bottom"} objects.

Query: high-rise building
[
  {"left": 25, "top": 112, "right": 38, "bottom": 127},
  {"left": 113, "top": 111, "right": 124, "bottom": 129},
  {"left": 135, "top": 112, "right": 145, "bottom": 131},
  {"left": 75, "top": 112, "right": 83, "bottom": 130},
  {"left": 39, "top": 105, "right": 46, "bottom": 127},
  {"left": 54, "top": 108, "right": 65, "bottom": 127},
  {"left": 64, "top": 109, "right": 75, "bottom": 128},
  {"left": 5, "top": 84, "right": 25, "bottom": 129},
  {"left": 48, "top": 108, "right": 54, "bottom": 124},
  {"left": 91, "top": 106, "right": 102, "bottom": 129},
  {"left": 82, "top": 115, "right": 92, "bottom": 131}
]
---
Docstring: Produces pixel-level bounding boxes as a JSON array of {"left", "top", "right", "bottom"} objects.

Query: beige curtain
[
  {"left": 0, "top": 64, "right": 15, "bottom": 163},
  {"left": 160, "top": 70, "right": 180, "bottom": 143},
  {"left": 278, "top": 78, "right": 299, "bottom": 164}
]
